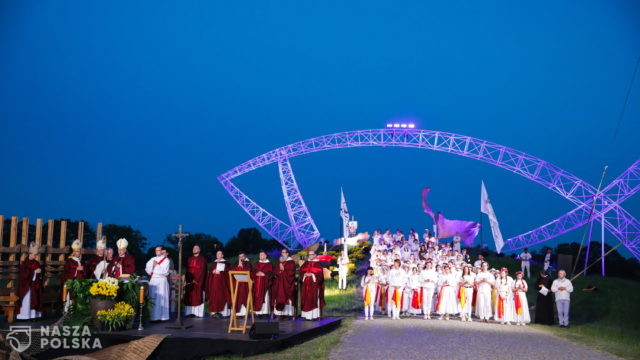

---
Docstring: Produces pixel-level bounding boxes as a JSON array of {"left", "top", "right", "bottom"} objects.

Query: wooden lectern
[{"left": 228, "top": 270, "right": 254, "bottom": 334}]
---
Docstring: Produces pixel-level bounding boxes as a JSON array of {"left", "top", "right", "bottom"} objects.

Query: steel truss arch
[{"left": 218, "top": 129, "right": 639, "bottom": 258}]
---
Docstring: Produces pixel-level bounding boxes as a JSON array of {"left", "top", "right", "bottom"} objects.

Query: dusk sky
[{"left": 1, "top": 1, "right": 639, "bottom": 256}]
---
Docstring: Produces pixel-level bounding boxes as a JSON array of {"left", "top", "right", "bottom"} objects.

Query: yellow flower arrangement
[
  {"left": 89, "top": 278, "right": 119, "bottom": 299},
  {"left": 97, "top": 302, "right": 135, "bottom": 331}
]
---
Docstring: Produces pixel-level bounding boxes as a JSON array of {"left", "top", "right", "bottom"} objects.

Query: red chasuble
[
  {"left": 17, "top": 259, "right": 43, "bottom": 311},
  {"left": 62, "top": 257, "right": 86, "bottom": 284},
  {"left": 86, "top": 255, "right": 104, "bottom": 279},
  {"left": 252, "top": 261, "right": 273, "bottom": 311},
  {"left": 299, "top": 260, "right": 325, "bottom": 313},
  {"left": 110, "top": 253, "right": 136, "bottom": 278},
  {"left": 271, "top": 259, "right": 296, "bottom": 311},
  {"left": 205, "top": 260, "right": 231, "bottom": 312},
  {"left": 184, "top": 255, "right": 207, "bottom": 306},
  {"left": 230, "top": 260, "right": 252, "bottom": 312}
]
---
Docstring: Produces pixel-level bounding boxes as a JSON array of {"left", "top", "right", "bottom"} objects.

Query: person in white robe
[
  {"left": 518, "top": 248, "right": 532, "bottom": 278},
  {"left": 420, "top": 262, "right": 438, "bottom": 319},
  {"left": 387, "top": 260, "right": 406, "bottom": 320},
  {"left": 145, "top": 245, "right": 171, "bottom": 321},
  {"left": 408, "top": 267, "right": 422, "bottom": 315},
  {"left": 513, "top": 271, "right": 531, "bottom": 325},
  {"left": 360, "top": 267, "right": 378, "bottom": 320},
  {"left": 458, "top": 265, "right": 475, "bottom": 322},
  {"left": 494, "top": 267, "right": 515, "bottom": 325},
  {"left": 474, "top": 262, "right": 494, "bottom": 322},
  {"left": 452, "top": 233, "right": 462, "bottom": 253},
  {"left": 337, "top": 253, "right": 350, "bottom": 290},
  {"left": 436, "top": 265, "right": 458, "bottom": 320}
]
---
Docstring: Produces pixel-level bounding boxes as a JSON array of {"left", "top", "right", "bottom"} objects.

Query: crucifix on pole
[{"left": 166, "top": 224, "right": 192, "bottom": 329}]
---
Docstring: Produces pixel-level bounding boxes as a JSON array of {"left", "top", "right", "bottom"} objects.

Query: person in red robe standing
[
  {"left": 111, "top": 238, "right": 135, "bottom": 279},
  {"left": 231, "top": 252, "right": 252, "bottom": 316},
  {"left": 205, "top": 250, "right": 231, "bottom": 318},
  {"left": 299, "top": 250, "right": 325, "bottom": 320},
  {"left": 62, "top": 239, "right": 86, "bottom": 312},
  {"left": 62, "top": 239, "right": 86, "bottom": 283},
  {"left": 17, "top": 243, "right": 43, "bottom": 320},
  {"left": 86, "top": 238, "right": 107, "bottom": 279},
  {"left": 184, "top": 244, "right": 207, "bottom": 317},
  {"left": 271, "top": 248, "right": 297, "bottom": 320},
  {"left": 252, "top": 251, "right": 273, "bottom": 318}
]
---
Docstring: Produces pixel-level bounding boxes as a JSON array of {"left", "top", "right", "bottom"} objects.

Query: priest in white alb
[{"left": 145, "top": 245, "right": 171, "bottom": 321}]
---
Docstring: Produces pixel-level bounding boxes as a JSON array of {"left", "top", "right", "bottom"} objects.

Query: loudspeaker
[
  {"left": 249, "top": 321, "right": 280, "bottom": 340},
  {"left": 557, "top": 254, "right": 573, "bottom": 274}
]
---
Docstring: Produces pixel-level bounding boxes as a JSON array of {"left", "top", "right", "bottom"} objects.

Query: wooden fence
[{"left": 0, "top": 215, "right": 101, "bottom": 322}]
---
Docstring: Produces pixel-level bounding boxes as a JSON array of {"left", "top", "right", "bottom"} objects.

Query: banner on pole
[{"left": 481, "top": 181, "right": 505, "bottom": 253}]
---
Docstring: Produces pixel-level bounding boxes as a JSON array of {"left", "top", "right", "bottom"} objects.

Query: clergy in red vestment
[
  {"left": 252, "top": 251, "right": 273, "bottom": 317},
  {"left": 111, "top": 238, "right": 136, "bottom": 279},
  {"left": 299, "top": 250, "right": 325, "bottom": 320},
  {"left": 184, "top": 244, "right": 207, "bottom": 317},
  {"left": 86, "top": 238, "right": 107, "bottom": 279},
  {"left": 230, "top": 252, "right": 252, "bottom": 316},
  {"left": 17, "top": 243, "right": 43, "bottom": 320},
  {"left": 62, "top": 240, "right": 86, "bottom": 312},
  {"left": 62, "top": 239, "right": 86, "bottom": 284},
  {"left": 271, "top": 248, "right": 296, "bottom": 319},
  {"left": 205, "top": 250, "right": 231, "bottom": 317}
]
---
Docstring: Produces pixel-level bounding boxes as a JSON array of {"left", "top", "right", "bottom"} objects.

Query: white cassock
[
  {"left": 17, "top": 272, "right": 42, "bottom": 320},
  {"left": 145, "top": 256, "right": 171, "bottom": 321},
  {"left": 474, "top": 271, "right": 494, "bottom": 320}
]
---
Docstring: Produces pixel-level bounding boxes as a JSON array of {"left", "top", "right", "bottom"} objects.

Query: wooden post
[
  {"left": 78, "top": 221, "right": 84, "bottom": 244},
  {"left": 46, "top": 219, "right": 54, "bottom": 286},
  {"left": 96, "top": 222, "right": 102, "bottom": 244},
  {"left": 20, "top": 217, "right": 29, "bottom": 262},
  {"left": 35, "top": 219, "right": 43, "bottom": 262},
  {"left": 59, "top": 220, "right": 67, "bottom": 263},
  {"left": 8, "top": 217, "right": 18, "bottom": 289},
  {"left": 0, "top": 215, "right": 4, "bottom": 246}
]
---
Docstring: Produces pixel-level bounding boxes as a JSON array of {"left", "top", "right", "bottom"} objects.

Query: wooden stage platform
[{"left": 3, "top": 316, "right": 342, "bottom": 359}]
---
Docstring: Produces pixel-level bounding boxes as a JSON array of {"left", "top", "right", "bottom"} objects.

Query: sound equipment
[
  {"left": 249, "top": 321, "right": 280, "bottom": 340},
  {"left": 557, "top": 254, "right": 573, "bottom": 274}
]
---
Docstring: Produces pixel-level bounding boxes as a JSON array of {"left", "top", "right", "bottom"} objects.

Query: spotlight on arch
[{"left": 386, "top": 122, "right": 416, "bottom": 129}]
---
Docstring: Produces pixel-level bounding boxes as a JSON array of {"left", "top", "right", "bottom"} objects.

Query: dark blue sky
[{"left": 1, "top": 1, "right": 639, "bottom": 256}]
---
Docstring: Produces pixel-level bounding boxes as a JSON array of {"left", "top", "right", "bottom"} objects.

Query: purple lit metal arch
[{"left": 218, "top": 129, "right": 640, "bottom": 259}]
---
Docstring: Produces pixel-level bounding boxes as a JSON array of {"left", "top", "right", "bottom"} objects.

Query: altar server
[{"left": 145, "top": 245, "right": 171, "bottom": 321}]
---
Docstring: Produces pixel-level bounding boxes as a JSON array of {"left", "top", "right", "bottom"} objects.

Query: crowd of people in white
[{"left": 359, "top": 229, "right": 572, "bottom": 326}]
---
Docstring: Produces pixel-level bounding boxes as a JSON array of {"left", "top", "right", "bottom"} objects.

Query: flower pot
[{"left": 90, "top": 298, "right": 116, "bottom": 329}]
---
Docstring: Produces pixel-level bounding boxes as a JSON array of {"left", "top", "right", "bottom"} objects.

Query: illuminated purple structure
[{"left": 218, "top": 128, "right": 639, "bottom": 259}]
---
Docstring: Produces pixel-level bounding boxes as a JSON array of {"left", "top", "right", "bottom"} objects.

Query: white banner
[
  {"left": 340, "top": 187, "right": 350, "bottom": 240},
  {"left": 481, "top": 181, "right": 505, "bottom": 253}
]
